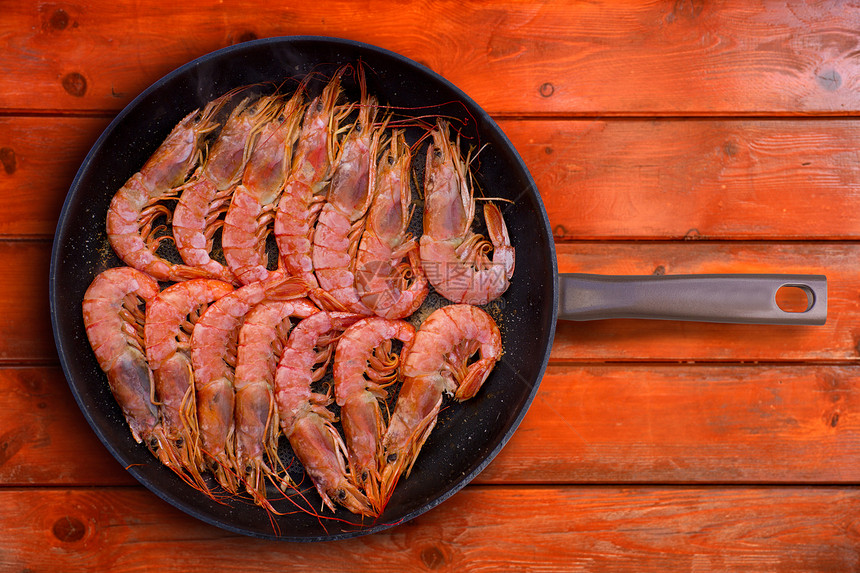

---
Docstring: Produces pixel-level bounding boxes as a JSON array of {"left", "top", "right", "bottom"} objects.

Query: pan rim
[{"left": 48, "top": 35, "right": 559, "bottom": 541}]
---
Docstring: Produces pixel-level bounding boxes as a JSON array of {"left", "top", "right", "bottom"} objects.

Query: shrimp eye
[
  {"left": 361, "top": 471, "right": 369, "bottom": 481},
  {"left": 337, "top": 489, "right": 347, "bottom": 500},
  {"left": 433, "top": 148, "right": 443, "bottom": 159},
  {"left": 316, "top": 100, "right": 324, "bottom": 112},
  {"left": 175, "top": 438, "right": 184, "bottom": 447},
  {"left": 387, "top": 453, "right": 398, "bottom": 463}
]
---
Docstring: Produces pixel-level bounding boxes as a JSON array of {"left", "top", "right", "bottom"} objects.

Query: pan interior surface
[{"left": 49, "top": 36, "right": 557, "bottom": 540}]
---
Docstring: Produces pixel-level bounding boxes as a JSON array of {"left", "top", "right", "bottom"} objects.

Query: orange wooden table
[{"left": 2, "top": 1, "right": 859, "bottom": 570}]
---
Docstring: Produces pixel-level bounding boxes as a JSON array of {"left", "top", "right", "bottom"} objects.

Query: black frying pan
[{"left": 49, "top": 36, "right": 825, "bottom": 542}]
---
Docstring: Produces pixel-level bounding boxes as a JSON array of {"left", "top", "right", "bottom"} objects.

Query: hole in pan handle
[{"left": 557, "top": 274, "right": 827, "bottom": 325}]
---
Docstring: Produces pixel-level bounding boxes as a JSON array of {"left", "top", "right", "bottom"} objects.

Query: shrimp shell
[
  {"left": 419, "top": 121, "right": 515, "bottom": 305},
  {"left": 379, "top": 304, "right": 502, "bottom": 510},
  {"left": 106, "top": 103, "right": 222, "bottom": 282},
  {"left": 145, "top": 278, "right": 235, "bottom": 488},
  {"left": 234, "top": 297, "right": 319, "bottom": 503},
  {"left": 222, "top": 91, "right": 305, "bottom": 285},
  {"left": 274, "top": 311, "right": 375, "bottom": 516},
  {"left": 83, "top": 267, "right": 161, "bottom": 441},
  {"left": 82, "top": 267, "right": 189, "bottom": 482},
  {"left": 274, "top": 70, "right": 351, "bottom": 290},
  {"left": 311, "top": 76, "right": 380, "bottom": 314},
  {"left": 173, "top": 95, "right": 282, "bottom": 284},
  {"left": 191, "top": 270, "right": 309, "bottom": 492},
  {"left": 333, "top": 316, "right": 415, "bottom": 513},
  {"left": 355, "top": 129, "right": 428, "bottom": 318}
]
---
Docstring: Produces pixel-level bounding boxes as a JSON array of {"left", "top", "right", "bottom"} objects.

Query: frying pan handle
[{"left": 557, "top": 274, "right": 827, "bottom": 325}]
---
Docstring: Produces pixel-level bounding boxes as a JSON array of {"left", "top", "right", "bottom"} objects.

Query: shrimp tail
[
  {"left": 266, "top": 274, "right": 312, "bottom": 301},
  {"left": 454, "top": 357, "right": 498, "bottom": 402}
]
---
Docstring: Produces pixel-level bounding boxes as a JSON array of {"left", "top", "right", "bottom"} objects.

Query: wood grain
[
  {"left": 4, "top": 116, "right": 860, "bottom": 239},
  {"left": 0, "top": 367, "right": 134, "bottom": 486},
  {"left": 481, "top": 364, "right": 860, "bottom": 484},
  {"left": 0, "top": 116, "right": 109, "bottom": 237},
  {"left": 0, "top": 486, "right": 857, "bottom": 571},
  {"left": 0, "top": 241, "right": 55, "bottom": 361},
  {"left": 1, "top": 1, "right": 858, "bottom": 114},
  {"left": 504, "top": 119, "right": 860, "bottom": 240},
  {"left": 6, "top": 364, "right": 857, "bottom": 487},
  {"left": 2, "top": 1, "right": 859, "bottom": 567},
  {"left": 8, "top": 240, "right": 854, "bottom": 363}
]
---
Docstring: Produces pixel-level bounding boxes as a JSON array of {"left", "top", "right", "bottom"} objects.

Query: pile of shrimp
[{"left": 82, "top": 66, "right": 514, "bottom": 520}]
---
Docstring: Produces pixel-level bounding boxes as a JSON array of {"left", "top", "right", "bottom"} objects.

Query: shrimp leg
[{"left": 379, "top": 304, "right": 502, "bottom": 511}]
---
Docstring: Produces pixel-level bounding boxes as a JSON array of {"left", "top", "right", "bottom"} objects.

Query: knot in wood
[
  {"left": 49, "top": 9, "right": 69, "bottom": 30},
  {"left": 62, "top": 73, "right": 87, "bottom": 97},
  {"left": 816, "top": 69, "right": 842, "bottom": 92},
  {"left": 0, "top": 148, "right": 16, "bottom": 175},
  {"left": 52, "top": 516, "right": 86, "bottom": 542},
  {"left": 421, "top": 545, "right": 446, "bottom": 569}
]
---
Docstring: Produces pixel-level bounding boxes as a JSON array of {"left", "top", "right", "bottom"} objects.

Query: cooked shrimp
[
  {"left": 355, "top": 130, "right": 428, "bottom": 318},
  {"left": 190, "top": 270, "right": 308, "bottom": 492},
  {"left": 82, "top": 267, "right": 182, "bottom": 470},
  {"left": 333, "top": 317, "right": 415, "bottom": 512},
  {"left": 234, "top": 297, "right": 319, "bottom": 504},
  {"left": 420, "top": 121, "right": 515, "bottom": 305},
  {"left": 311, "top": 74, "right": 380, "bottom": 314},
  {"left": 173, "top": 94, "right": 282, "bottom": 284},
  {"left": 144, "top": 278, "right": 234, "bottom": 488},
  {"left": 274, "top": 70, "right": 352, "bottom": 290},
  {"left": 106, "top": 102, "right": 223, "bottom": 282},
  {"left": 379, "top": 304, "right": 502, "bottom": 509},
  {"left": 222, "top": 91, "right": 305, "bottom": 285},
  {"left": 274, "top": 311, "right": 375, "bottom": 516}
]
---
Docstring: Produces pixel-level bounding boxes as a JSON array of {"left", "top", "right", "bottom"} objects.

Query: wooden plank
[
  {"left": 503, "top": 119, "right": 860, "bottom": 240},
  {"left": 552, "top": 242, "right": 858, "bottom": 362},
  {"left": 7, "top": 241, "right": 857, "bottom": 362},
  {"left": 481, "top": 364, "right": 860, "bottom": 484},
  {"left": 0, "top": 367, "right": 134, "bottom": 486},
  {"left": 4, "top": 116, "right": 860, "bottom": 239},
  {"left": 0, "top": 116, "right": 109, "bottom": 237},
  {"left": 6, "top": 364, "right": 858, "bottom": 486},
  {"left": 1, "top": 1, "right": 858, "bottom": 114},
  {"left": 0, "top": 486, "right": 857, "bottom": 571},
  {"left": 0, "top": 242, "right": 55, "bottom": 361}
]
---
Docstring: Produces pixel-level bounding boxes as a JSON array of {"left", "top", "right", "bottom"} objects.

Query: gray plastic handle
[{"left": 558, "top": 274, "right": 827, "bottom": 325}]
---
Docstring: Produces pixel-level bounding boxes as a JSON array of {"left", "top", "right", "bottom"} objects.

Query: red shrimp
[
  {"left": 106, "top": 101, "right": 223, "bottom": 282},
  {"left": 274, "top": 70, "right": 352, "bottom": 290},
  {"left": 274, "top": 311, "right": 375, "bottom": 517},
  {"left": 378, "top": 304, "right": 502, "bottom": 509},
  {"left": 333, "top": 317, "right": 415, "bottom": 513},
  {"left": 233, "top": 297, "right": 319, "bottom": 504},
  {"left": 190, "top": 270, "right": 308, "bottom": 492},
  {"left": 173, "top": 94, "right": 282, "bottom": 284},
  {"left": 355, "top": 130, "right": 428, "bottom": 318},
  {"left": 144, "top": 278, "right": 234, "bottom": 489},
  {"left": 311, "top": 76, "right": 380, "bottom": 314},
  {"left": 420, "top": 121, "right": 515, "bottom": 305},
  {"left": 82, "top": 267, "right": 182, "bottom": 469},
  {"left": 222, "top": 91, "right": 305, "bottom": 285}
]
